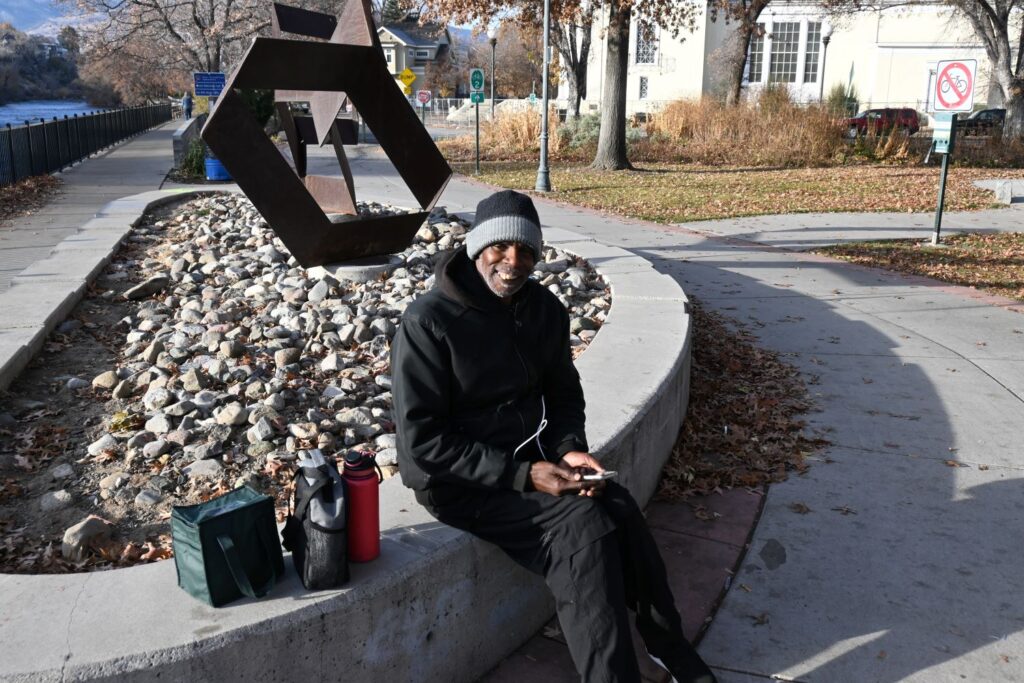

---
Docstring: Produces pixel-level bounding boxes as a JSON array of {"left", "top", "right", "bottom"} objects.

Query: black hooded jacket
[{"left": 391, "top": 246, "right": 588, "bottom": 493}]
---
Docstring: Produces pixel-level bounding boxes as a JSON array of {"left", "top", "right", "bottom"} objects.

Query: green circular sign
[{"left": 470, "top": 69, "right": 484, "bottom": 91}]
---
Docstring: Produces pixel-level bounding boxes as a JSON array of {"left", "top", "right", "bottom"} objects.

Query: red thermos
[{"left": 342, "top": 452, "right": 382, "bottom": 562}]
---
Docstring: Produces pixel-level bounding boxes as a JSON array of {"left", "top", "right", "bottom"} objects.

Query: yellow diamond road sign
[
  {"left": 399, "top": 68, "right": 416, "bottom": 86},
  {"left": 403, "top": 84, "right": 413, "bottom": 95}
]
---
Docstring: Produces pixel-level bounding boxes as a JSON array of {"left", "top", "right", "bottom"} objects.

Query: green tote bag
[{"left": 171, "top": 486, "right": 285, "bottom": 607}]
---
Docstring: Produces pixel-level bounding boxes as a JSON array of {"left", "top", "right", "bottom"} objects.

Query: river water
[{"left": 0, "top": 100, "right": 103, "bottom": 128}]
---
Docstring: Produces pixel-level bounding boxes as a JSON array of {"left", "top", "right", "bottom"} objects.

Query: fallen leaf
[
  {"left": 831, "top": 506, "right": 858, "bottom": 516},
  {"left": 789, "top": 502, "right": 812, "bottom": 514}
]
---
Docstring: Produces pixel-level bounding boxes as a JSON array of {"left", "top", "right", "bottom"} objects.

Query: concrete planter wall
[
  {"left": 171, "top": 114, "right": 208, "bottom": 169},
  {"left": 0, "top": 196, "right": 692, "bottom": 683}
]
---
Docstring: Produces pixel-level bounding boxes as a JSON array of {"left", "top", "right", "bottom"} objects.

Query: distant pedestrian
[{"left": 182, "top": 92, "right": 193, "bottom": 120}]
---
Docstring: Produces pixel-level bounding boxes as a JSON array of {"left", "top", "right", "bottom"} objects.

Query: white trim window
[
  {"left": 639, "top": 76, "right": 649, "bottom": 99},
  {"left": 748, "top": 23, "right": 766, "bottom": 83},
  {"left": 804, "top": 22, "right": 822, "bottom": 83},
  {"left": 768, "top": 22, "right": 800, "bottom": 83},
  {"left": 636, "top": 21, "right": 658, "bottom": 65},
  {"left": 416, "top": 49, "right": 430, "bottom": 58}
]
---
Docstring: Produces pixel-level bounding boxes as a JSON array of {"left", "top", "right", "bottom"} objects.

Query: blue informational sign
[{"left": 193, "top": 72, "right": 226, "bottom": 97}]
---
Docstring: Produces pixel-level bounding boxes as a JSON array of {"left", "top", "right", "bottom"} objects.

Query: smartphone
[{"left": 582, "top": 470, "right": 618, "bottom": 482}]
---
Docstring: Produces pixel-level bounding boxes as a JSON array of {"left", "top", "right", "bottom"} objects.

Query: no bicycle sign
[{"left": 933, "top": 59, "right": 977, "bottom": 113}]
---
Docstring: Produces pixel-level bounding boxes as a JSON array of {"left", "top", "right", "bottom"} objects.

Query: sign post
[
  {"left": 470, "top": 68, "right": 485, "bottom": 174},
  {"left": 416, "top": 90, "right": 431, "bottom": 125},
  {"left": 929, "top": 59, "right": 976, "bottom": 245},
  {"left": 930, "top": 114, "right": 957, "bottom": 246}
]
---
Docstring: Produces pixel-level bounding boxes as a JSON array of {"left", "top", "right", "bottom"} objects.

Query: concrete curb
[
  {"left": 0, "top": 188, "right": 232, "bottom": 393},
  {"left": 0, "top": 197, "right": 692, "bottom": 683}
]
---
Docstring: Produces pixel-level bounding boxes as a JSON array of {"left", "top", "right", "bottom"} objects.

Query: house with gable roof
[{"left": 378, "top": 12, "right": 452, "bottom": 96}]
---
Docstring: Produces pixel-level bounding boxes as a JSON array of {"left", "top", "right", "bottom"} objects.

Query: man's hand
[
  {"left": 528, "top": 462, "right": 585, "bottom": 497},
  {"left": 560, "top": 451, "right": 606, "bottom": 497}
]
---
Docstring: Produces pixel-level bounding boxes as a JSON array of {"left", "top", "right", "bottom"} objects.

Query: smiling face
[{"left": 475, "top": 242, "right": 537, "bottom": 300}]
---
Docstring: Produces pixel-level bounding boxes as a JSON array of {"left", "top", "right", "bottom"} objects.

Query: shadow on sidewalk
[{"left": 613, "top": 237, "right": 1024, "bottom": 682}]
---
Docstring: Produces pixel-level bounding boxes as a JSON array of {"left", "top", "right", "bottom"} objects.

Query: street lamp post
[
  {"left": 488, "top": 26, "right": 498, "bottom": 121},
  {"left": 534, "top": 0, "right": 552, "bottom": 192},
  {"left": 819, "top": 22, "right": 834, "bottom": 103}
]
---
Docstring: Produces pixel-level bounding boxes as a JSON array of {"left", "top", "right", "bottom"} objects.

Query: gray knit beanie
[{"left": 466, "top": 190, "right": 543, "bottom": 259}]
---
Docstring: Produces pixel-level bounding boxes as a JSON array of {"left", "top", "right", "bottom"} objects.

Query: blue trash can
[{"left": 204, "top": 156, "right": 231, "bottom": 181}]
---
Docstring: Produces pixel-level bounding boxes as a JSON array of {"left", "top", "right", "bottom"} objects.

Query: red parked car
[{"left": 846, "top": 108, "right": 920, "bottom": 136}]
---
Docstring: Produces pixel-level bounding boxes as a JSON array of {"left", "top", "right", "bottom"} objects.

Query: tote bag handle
[{"left": 217, "top": 524, "right": 278, "bottom": 600}]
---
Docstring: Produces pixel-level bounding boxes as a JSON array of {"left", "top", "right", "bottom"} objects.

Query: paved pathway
[
  {"left": 5, "top": 136, "right": 1023, "bottom": 682},
  {"left": 0, "top": 120, "right": 180, "bottom": 290},
  {"left": 330, "top": 150, "right": 1024, "bottom": 682}
]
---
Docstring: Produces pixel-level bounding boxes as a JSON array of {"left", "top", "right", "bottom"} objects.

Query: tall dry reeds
[
  {"left": 639, "top": 93, "right": 847, "bottom": 167},
  {"left": 436, "top": 106, "right": 575, "bottom": 162}
]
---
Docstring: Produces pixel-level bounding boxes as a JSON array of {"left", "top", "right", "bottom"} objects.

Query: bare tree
[
  {"left": 65, "top": 0, "right": 345, "bottom": 75},
  {"left": 428, "top": 0, "right": 700, "bottom": 169},
  {"left": 951, "top": 0, "right": 1024, "bottom": 137},
  {"left": 591, "top": 0, "right": 698, "bottom": 170},
  {"left": 703, "top": 0, "right": 770, "bottom": 105},
  {"left": 552, "top": 6, "right": 592, "bottom": 119}
]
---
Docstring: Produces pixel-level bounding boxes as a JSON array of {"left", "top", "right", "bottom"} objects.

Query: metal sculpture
[{"left": 201, "top": 0, "right": 452, "bottom": 267}]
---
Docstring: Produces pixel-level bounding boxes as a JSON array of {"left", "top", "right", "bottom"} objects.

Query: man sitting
[{"left": 392, "top": 190, "right": 717, "bottom": 683}]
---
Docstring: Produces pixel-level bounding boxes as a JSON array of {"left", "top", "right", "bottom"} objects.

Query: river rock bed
[{"left": 0, "top": 193, "right": 610, "bottom": 572}]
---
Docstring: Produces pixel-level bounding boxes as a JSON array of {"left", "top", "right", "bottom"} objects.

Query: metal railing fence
[{"left": 0, "top": 103, "right": 173, "bottom": 187}]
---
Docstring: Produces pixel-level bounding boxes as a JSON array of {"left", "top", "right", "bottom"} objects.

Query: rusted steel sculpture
[{"left": 201, "top": 0, "right": 452, "bottom": 267}]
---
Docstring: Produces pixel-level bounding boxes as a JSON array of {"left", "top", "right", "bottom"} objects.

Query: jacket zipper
[{"left": 511, "top": 300, "right": 530, "bottom": 450}]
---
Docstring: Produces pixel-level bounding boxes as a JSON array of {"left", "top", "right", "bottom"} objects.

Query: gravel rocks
[
  {"left": 40, "top": 490, "right": 73, "bottom": 512},
  {"left": 87, "top": 434, "right": 117, "bottom": 456},
  {"left": 48, "top": 193, "right": 608, "bottom": 558},
  {"left": 123, "top": 274, "right": 170, "bottom": 300},
  {"left": 92, "top": 371, "right": 119, "bottom": 391},
  {"left": 62, "top": 516, "right": 113, "bottom": 561}
]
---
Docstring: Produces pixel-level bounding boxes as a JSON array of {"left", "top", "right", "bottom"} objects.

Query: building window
[
  {"left": 639, "top": 76, "right": 649, "bottom": 99},
  {"left": 636, "top": 22, "right": 658, "bottom": 65},
  {"left": 386, "top": 50, "right": 393, "bottom": 63},
  {"left": 416, "top": 49, "right": 430, "bottom": 58},
  {"left": 768, "top": 22, "right": 800, "bottom": 83},
  {"left": 804, "top": 22, "right": 821, "bottom": 83},
  {"left": 748, "top": 23, "right": 766, "bottom": 83}
]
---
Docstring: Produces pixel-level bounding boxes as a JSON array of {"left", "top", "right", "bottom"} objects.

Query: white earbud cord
[{"left": 513, "top": 396, "right": 548, "bottom": 460}]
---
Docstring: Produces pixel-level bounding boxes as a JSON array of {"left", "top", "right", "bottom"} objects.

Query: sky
[{"left": 0, "top": 0, "right": 64, "bottom": 33}]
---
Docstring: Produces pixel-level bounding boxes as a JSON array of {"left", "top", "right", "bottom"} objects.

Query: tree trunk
[
  {"left": 722, "top": 26, "right": 755, "bottom": 105},
  {"left": 591, "top": 0, "right": 631, "bottom": 170},
  {"left": 554, "top": 21, "right": 591, "bottom": 120},
  {"left": 567, "top": 75, "right": 581, "bottom": 119},
  {"left": 1004, "top": 84, "right": 1024, "bottom": 138}
]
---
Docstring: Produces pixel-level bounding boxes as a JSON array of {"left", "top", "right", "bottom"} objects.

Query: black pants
[{"left": 419, "top": 481, "right": 706, "bottom": 682}]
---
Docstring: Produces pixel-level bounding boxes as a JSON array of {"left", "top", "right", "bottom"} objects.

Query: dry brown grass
[
  {"left": 637, "top": 93, "right": 847, "bottom": 167},
  {"left": 438, "top": 92, "right": 1024, "bottom": 169},
  {"left": 436, "top": 107, "right": 577, "bottom": 162}
]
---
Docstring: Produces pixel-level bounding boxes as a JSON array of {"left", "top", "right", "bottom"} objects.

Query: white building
[{"left": 567, "top": 1, "right": 1005, "bottom": 122}]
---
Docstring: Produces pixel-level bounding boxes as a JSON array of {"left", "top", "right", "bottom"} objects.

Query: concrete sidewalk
[
  {"left": 332, "top": 151, "right": 1024, "bottom": 682},
  {"left": 5, "top": 138, "right": 1022, "bottom": 681},
  {"left": 0, "top": 120, "right": 182, "bottom": 290}
]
